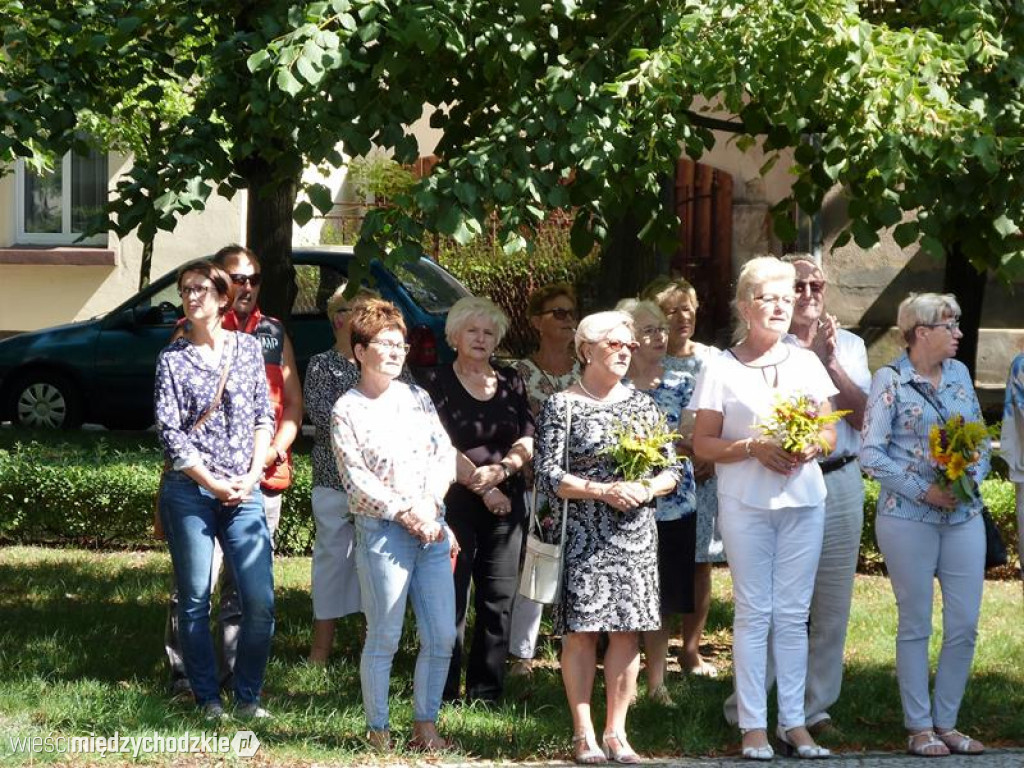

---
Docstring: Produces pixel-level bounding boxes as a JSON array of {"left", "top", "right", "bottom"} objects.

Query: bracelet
[
  {"left": 744, "top": 438, "right": 755, "bottom": 457},
  {"left": 642, "top": 482, "right": 653, "bottom": 504},
  {"left": 484, "top": 487, "right": 499, "bottom": 497},
  {"left": 499, "top": 460, "right": 514, "bottom": 479}
]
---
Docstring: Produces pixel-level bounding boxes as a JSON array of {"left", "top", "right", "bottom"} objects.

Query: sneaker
[
  {"left": 235, "top": 702, "right": 272, "bottom": 720},
  {"left": 201, "top": 701, "right": 228, "bottom": 721}
]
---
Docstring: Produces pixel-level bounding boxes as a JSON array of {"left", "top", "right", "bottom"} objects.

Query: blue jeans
[
  {"left": 159, "top": 471, "right": 275, "bottom": 706},
  {"left": 354, "top": 515, "right": 456, "bottom": 732}
]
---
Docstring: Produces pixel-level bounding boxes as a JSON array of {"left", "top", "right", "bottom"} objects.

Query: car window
[
  {"left": 135, "top": 280, "right": 184, "bottom": 326},
  {"left": 293, "top": 264, "right": 348, "bottom": 316},
  {"left": 392, "top": 259, "right": 470, "bottom": 314}
]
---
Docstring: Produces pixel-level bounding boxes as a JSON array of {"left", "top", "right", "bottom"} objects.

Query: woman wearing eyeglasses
[
  {"left": 692, "top": 257, "right": 837, "bottom": 759},
  {"left": 331, "top": 298, "right": 458, "bottom": 750},
  {"left": 643, "top": 276, "right": 723, "bottom": 679},
  {"left": 420, "top": 296, "right": 535, "bottom": 704},
  {"left": 305, "top": 285, "right": 417, "bottom": 664},
  {"left": 536, "top": 310, "right": 680, "bottom": 764},
  {"left": 616, "top": 298, "right": 698, "bottom": 708},
  {"left": 155, "top": 259, "right": 276, "bottom": 720},
  {"left": 860, "top": 293, "right": 989, "bottom": 757},
  {"left": 508, "top": 283, "right": 581, "bottom": 678}
]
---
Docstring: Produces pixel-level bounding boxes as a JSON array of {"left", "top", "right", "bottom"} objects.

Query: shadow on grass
[{"left": 1, "top": 552, "right": 1022, "bottom": 761}]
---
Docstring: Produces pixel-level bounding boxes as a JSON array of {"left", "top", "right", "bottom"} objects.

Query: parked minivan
[{"left": 0, "top": 246, "right": 470, "bottom": 430}]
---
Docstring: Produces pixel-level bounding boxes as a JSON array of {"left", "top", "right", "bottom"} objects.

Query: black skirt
[{"left": 657, "top": 516, "right": 697, "bottom": 615}]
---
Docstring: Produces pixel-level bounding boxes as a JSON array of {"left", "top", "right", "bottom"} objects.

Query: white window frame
[{"left": 14, "top": 152, "right": 108, "bottom": 246}]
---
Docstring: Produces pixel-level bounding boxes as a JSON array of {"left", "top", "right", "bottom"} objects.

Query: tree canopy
[{"left": 2, "top": 0, "right": 1023, "bottom": 319}]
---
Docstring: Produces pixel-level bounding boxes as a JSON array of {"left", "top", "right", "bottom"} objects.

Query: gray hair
[
  {"left": 897, "top": 293, "right": 961, "bottom": 345},
  {"left": 615, "top": 298, "right": 667, "bottom": 327},
  {"left": 732, "top": 256, "right": 796, "bottom": 343},
  {"left": 445, "top": 296, "right": 510, "bottom": 348},
  {"left": 574, "top": 310, "right": 634, "bottom": 365},
  {"left": 782, "top": 252, "right": 828, "bottom": 282}
]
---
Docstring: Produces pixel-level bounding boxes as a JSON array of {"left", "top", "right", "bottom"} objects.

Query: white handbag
[{"left": 518, "top": 400, "right": 571, "bottom": 604}]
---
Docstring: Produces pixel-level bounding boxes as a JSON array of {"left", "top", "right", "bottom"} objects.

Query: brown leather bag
[{"left": 154, "top": 340, "right": 234, "bottom": 540}]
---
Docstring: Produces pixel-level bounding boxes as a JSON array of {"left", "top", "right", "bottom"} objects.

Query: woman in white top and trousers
[{"left": 692, "top": 257, "right": 837, "bottom": 760}]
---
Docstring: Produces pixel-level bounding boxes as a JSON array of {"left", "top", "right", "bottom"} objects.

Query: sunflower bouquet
[
  {"left": 599, "top": 414, "right": 682, "bottom": 482},
  {"left": 757, "top": 393, "right": 849, "bottom": 455},
  {"left": 929, "top": 414, "right": 988, "bottom": 503}
]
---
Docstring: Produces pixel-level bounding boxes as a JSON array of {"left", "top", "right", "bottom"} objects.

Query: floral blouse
[
  {"left": 512, "top": 357, "right": 581, "bottom": 417},
  {"left": 629, "top": 358, "right": 697, "bottom": 522},
  {"left": 155, "top": 332, "right": 274, "bottom": 479},
  {"left": 1001, "top": 353, "right": 1024, "bottom": 482},
  {"left": 304, "top": 348, "right": 412, "bottom": 491},
  {"left": 331, "top": 381, "right": 456, "bottom": 520},
  {"left": 860, "top": 352, "right": 990, "bottom": 524}
]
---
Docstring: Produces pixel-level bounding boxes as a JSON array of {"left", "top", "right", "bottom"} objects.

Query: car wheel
[{"left": 9, "top": 371, "right": 84, "bottom": 430}]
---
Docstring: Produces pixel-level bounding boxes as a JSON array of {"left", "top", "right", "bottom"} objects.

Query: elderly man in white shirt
[{"left": 724, "top": 254, "right": 870, "bottom": 740}]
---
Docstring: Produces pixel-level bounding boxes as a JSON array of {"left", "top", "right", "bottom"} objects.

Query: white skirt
[{"left": 311, "top": 485, "right": 362, "bottom": 620}]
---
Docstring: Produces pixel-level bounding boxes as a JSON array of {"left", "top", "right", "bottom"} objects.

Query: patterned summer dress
[{"left": 535, "top": 389, "right": 678, "bottom": 633}]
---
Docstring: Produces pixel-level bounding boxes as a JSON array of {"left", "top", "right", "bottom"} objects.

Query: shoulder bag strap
[
  {"left": 556, "top": 398, "right": 572, "bottom": 546},
  {"left": 192, "top": 334, "right": 234, "bottom": 434}
]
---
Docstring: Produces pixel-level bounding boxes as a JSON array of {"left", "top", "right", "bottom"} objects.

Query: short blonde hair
[
  {"left": 897, "top": 293, "right": 961, "bottom": 345},
  {"left": 574, "top": 310, "right": 634, "bottom": 365},
  {"left": 445, "top": 296, "right": 510, "bottom": 348},
  {"left": 615, "top": 298, "right": 667, "bottom": 327},
  {"left": 641, "top": 276, "right": 698, "bottom": 310},
  {"left": 732, "top": 256, "right": 796, "bottom": 343}
]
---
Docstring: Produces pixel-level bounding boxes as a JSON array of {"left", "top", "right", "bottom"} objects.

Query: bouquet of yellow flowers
[
  {"left": 929, "top": 415, "right": 987, "bottom": 503},
  {"left": 757, "top": 393, "right": 849, "bottom": 454},
  {"left": 600, "top": 414, "right": 682, "bottom": 482}
]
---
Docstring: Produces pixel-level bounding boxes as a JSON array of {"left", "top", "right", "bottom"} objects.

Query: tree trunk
[
  {"left": 240, "top": 154, "right": 299, "bottom": 324},
  {"left": 943, "top": 238, "right": 987, "bottom": 381},
  {"left": 596, "top": 213, "right": 658, "bottom": 309},
  {"left": 137, "top": 237, "right": 154, "bottom": 292}
]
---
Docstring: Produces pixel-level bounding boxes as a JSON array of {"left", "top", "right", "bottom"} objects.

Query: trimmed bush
[
  {"left": 0, "top": 439, "right": 315, "bottom": 555},
  {"left": 0, "top": 434, "right": 1017, "bottom": 572}
]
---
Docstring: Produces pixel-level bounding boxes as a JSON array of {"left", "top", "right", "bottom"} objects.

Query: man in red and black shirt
[{"left": 165, "top": 244, "right": 302, "bottom": 698}]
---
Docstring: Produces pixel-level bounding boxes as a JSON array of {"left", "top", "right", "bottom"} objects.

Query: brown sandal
[{"left": 935, "top": 729, "right": 984, "bottom": 755}]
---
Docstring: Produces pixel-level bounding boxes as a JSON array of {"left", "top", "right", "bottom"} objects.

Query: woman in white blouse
[
  {"left": 330, "top": 299, "right": 458, "bottom": 751},
  {"left": 692, "top": 257, "right": 836, "bottom": 760}
]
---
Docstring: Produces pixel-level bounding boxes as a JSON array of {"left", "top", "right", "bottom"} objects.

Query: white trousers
[
  {"left": 876, "top": 513, "right": 984, "bottom": 731},
  {"left": 724, "top": 461, "right": 863, "bottom": 727},
  {"left": 719, "top": 496, "right": 824, "bottom": 730},
  {"left": 311, "top": 486, "right": 362, "bottom": 620}
]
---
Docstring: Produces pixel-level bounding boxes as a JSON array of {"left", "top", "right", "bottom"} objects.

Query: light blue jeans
[
  {"left": 159, "top": 471, "right": 275, "bottom": 706},
  {"left": 876, "top": 513, "right": 984, "bottom": 731},
  {"left": 354, "top": 515, "right": 456, "bottom": 733}
]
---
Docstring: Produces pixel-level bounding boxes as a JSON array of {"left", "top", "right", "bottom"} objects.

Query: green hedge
[
  {"left": 0, "top": 439, "right": 315, "bottom": 555},
  {"left": 0, "top": 437, "right": 1018, "bottom": 572}
]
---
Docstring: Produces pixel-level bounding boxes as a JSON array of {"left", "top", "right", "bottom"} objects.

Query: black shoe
[{"left": 169, "top": 678, "right": 193, "bottom": 701}]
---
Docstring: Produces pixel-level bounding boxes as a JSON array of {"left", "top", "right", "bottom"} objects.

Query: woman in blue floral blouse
[
  {"left": 154, "top": 259, "right": 276, "bottom": 720},
  {"left": 860, "top": 292, "right": 990, "bottom": 757},
  {"left": 618, "top": 298, "right": 697, "bottom": 708}
]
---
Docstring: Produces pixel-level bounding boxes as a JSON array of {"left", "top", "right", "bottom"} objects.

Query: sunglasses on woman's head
[{"left": 535, "top": 307, "right": 577, "bottom": 321}]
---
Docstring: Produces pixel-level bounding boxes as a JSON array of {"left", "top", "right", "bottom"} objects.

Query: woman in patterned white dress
[
  {"left": 535, "top": 311, "right": 680, "bottom": 765},
  {"left": 508, "top": 283, "right": 580, "bottom": 677}
]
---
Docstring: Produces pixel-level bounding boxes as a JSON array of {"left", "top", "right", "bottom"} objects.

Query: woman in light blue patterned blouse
[
  {"left": 860, "top": 293, "right": 990, "bottom": 757},
  {"left": 999, "top": 352, "right": 1024, "bottom": 577},
  {"left": 155, "top": 259, "right": 276, "bottom": 720},
  {"left": 618, "top": 298, "right": 697, "bottom": 708}
]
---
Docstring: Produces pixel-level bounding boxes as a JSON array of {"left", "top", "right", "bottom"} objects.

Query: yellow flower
[{"left": 947, "top": 453, "right": 967, "bottom": 481}]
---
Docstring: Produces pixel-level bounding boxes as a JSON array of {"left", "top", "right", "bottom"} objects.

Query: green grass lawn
[{"left": 0, "top": 545, "right": 1021, "bottom": 765}]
